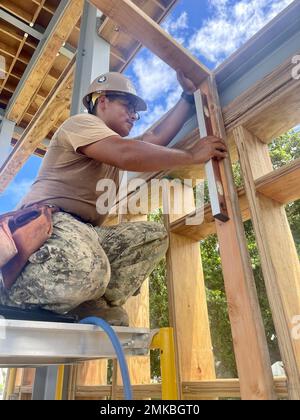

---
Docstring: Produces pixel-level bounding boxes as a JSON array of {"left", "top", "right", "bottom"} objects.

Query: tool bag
[{"left": 0, "top": 204, "right": 59, "bottom": 290}]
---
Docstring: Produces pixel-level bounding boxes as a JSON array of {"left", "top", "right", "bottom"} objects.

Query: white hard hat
[{"left": 83, "top": 72, "right": 147, "bottom": 112}]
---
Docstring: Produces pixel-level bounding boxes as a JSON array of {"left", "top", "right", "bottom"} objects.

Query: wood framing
[
  {"left": 170, "top": 157, "right": 300, "bottom": 241},
  {"left": 201, "top": 76, "right": 276, "bottom": 400},
  {"left": 88, "top": 0, "right": 211, "bottom": 86},
  {"left": 5, "top": 0, "right": 83, "bottom": 124},
  {"left": 2, "top": 0, "right": 300, "bottom": 401},
  {"left": 256, "top": 158, "right": 300, "bottom": 204},
  {"left": 10, "top": 377, "right": 289, "bottom": 400},
  {"left": 76, "top": 360, "right": 108, "bottom": 390},
  {"left": 233, "top": 125, "right": 300, "bottom": 400},
  {"left": 163, "top": 185, "right": 216, "bottom": 399},
  {"left": 115, "top": 215, "right": 151, "bottom": 395}
]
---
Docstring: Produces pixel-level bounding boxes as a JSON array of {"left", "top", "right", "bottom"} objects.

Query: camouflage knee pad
[
  {"left": 96, "top": 221, "right": 169, "bottom": 306},
  {"left": 0, "top": 212, "right": 110, "bottom": 314}
]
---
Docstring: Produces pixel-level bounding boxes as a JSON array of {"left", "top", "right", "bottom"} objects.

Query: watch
[{"left": 181, "top": 91, "right": 196, "bottom": 106}]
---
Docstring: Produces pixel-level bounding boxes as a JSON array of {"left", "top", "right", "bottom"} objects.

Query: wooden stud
[
  {"left": 163, "top": 183, "right": 216, "bottom": 399},
  {"left": 202, "top": 76, "right": 276, "bottom": 400},
  {"left": 10, "top": 377, "right": 289, "bottom": 400},
  {"left": 233, "top": 125, "right": 300, "bottom": 400},
  {"left": 110, "top": 213, "right": 151, "bottom": 400},
  {"left": 76, "top": 361, "right": 108, "bottom": 390}
]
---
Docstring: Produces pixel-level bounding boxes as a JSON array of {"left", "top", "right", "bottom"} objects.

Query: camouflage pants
[{"left": 0, "top": 212, "right": 169, "bottom": 314}]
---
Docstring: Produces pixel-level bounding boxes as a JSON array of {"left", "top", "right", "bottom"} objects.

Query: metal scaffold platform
[{"left": 0, "top": 319, "right": 155, "bottom": 367}]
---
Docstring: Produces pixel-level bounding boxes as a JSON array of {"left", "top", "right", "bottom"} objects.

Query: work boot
[{"left": 69, "top": 298, "right": 129, "bottom": 327}]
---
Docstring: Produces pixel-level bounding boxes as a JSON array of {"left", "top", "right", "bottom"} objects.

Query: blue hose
[{"left": 79, "top": 317, "right": 132, "bottom": 400}]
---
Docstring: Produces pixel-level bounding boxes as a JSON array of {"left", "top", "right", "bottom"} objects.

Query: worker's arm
[
  {"left": 78, "top": 135, "right": 228, "bottom": 173},
  {"left": 135, "top": 70, "right": 197, "bottom": 147}
]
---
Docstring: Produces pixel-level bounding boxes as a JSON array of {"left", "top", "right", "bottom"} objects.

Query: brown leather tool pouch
[{"left": 0, "top": 205, "right": 59, "bottom": 290}]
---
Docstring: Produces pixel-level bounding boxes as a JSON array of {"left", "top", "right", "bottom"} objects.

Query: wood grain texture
[
  {"left": 202, "top": 76, "right": 276, "bottom": 400},
  {"left": 6, "top": 0, "right": 83, "bottom": 124},
  {"left": 163, "top": 184, "right": 216, "bottom": 399},
  {"left": 234, "top": 125, "right": 300, "bottom": 400}
]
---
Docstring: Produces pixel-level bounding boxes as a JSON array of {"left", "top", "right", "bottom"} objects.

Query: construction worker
[{"left": 0, "top": 71, "right": 227, "bottom": 326}]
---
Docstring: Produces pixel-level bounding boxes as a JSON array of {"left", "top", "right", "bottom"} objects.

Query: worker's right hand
[{"left": 188, "top": 136, "right": 228, "bottom": 164}]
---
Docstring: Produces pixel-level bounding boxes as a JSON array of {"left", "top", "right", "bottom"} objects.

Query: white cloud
[
  {"left": 132, "top": 12, "right": 191, "bottom": 101},
  {"left": 162, "top": 11, "right": 188, "bottom": 34},
  {"left": 132, "top": 54, "right": 177, "bottom": 102},
  {"left": 1, "top": 179, "right": 34, "bottom": 203},
  {"left": 189, "top": 0, "right": 294, "bottom": 65},
  {"left": 130, "top": 57, "right": 183, "bottom": 136}
]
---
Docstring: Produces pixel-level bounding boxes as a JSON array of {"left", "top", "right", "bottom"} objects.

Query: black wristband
[{"left": 181, "top": 91, "right": 196, "bottom": 106}]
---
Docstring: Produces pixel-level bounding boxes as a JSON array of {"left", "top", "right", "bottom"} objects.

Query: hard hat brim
[{"left": 125, "top": 92, "right": 147, "bottom": 112}]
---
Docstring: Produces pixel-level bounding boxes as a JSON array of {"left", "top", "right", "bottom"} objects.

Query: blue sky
[{"left": 0, "top": 0, "right": 296, "bottom": 213}]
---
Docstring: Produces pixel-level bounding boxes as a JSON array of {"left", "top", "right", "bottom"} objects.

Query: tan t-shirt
[{"left": 18, "top": 114, "right": 122, "bottom": 226}]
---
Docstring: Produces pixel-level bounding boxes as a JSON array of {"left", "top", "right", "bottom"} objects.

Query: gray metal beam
[
  {"left": 32, "top": 367, "right": 58, "bottom": 400},
  {"left": 0, "top": 118, "right": 15, "bottom": 168},
  {"left": 71, "top": 1, "right": 110, "bottom": 115},
  {"left": 0, "top": 113, "right": 51, "bottom": 146},
  {"left": 0, "top": 8, "right": 75, "bottom": 60},
  {"left": 0, "top": 8, "right": 43, "bottom": 40},
  {"left": 215, "top": 0, "right": 300, "bottom": 106}
]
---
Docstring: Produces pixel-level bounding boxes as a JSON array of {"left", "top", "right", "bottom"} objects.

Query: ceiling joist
[{"left": 5, "top": 0, "right": 83, "bottom": 124}]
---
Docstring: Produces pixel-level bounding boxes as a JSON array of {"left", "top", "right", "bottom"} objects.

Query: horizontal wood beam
[
  {"left": 31, "top": 0, "right": 57, "bottom": 15},
  {"left": 256, "top": 158, "right": 300, "bottom": 204},
  {"left": 182, "top": 378, "right": 288, "bottom": 399},
  {"left": 10, "top": 138, "right": 46, "bottom": 158},
  {"left": 13, "top": 377, "right": 288, "bottom": 400},
  {"left": 89, "top": 0, "right": 210, "bottom": 86},
  {"left": 74, "top": 377, "right": 287, "bottom": 399},
  {"left": 0, "top": 0, "right": 33, "bottom": 24},
  {"left": 171, "top": 158, "right": 300, "bottom": 241}
]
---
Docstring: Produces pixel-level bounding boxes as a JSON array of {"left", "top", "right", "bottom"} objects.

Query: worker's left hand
[{"left": 176, "top": 69, "right": 197, "bottom": 94}]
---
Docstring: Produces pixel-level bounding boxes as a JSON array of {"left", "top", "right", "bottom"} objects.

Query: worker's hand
[
  {"left": 176, "top": 69, "right": 197, "bottom": 94},
  {"left": 187, "top": 136, "right": 228, "bottom": 163}
]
